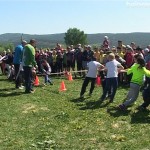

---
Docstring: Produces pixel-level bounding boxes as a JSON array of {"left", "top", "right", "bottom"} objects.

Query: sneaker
[
  {"left": 25, "top": 90, "right": 35, "bottom": 94},
  {"left": 118, "top": 104, "right": 126, "bottom": 110},
  {"left": 18, "top": 86, "right": 24, "bottom": 90},
  {"left": 16, "top": 86, "right": 24, "bottom": 90},
  {"left": 25, "top": 89, "right": 35, "bottom": 94},
  {"left": 31, "top": 89, "right": 35, "bottom": 92},
  {"left": 30, "top": 90, "right": 35, "bottom": 93}
]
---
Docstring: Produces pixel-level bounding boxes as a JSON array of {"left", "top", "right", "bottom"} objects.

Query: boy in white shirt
[
  {"left": 100, "top": 53, "right": 124, "bottom": 102},
  {"left": 80, "top": 57, "right": 104, "bottom": 98}
]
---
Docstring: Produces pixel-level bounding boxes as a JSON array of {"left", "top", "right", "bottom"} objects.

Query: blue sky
[{"left": 0, "top": 0, "right": 149, "bottom": 34}]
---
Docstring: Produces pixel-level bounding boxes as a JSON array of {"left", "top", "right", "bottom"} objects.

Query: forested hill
[{"left": 0, "top": 32, "right": 150, "bottom": 48}]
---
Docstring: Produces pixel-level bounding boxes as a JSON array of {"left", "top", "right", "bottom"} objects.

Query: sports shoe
[
  {"left": 118, "top": 104, "right": 126, "bottom": 110},
  {"left": 50, "top": 82, "right": 53, "bottom": 85},
  {"left": 18, "top": 86, "right": 24, "bottom": 90},
  {"left": 25, "top": 89, "right": 35, "bottom": 94},
  {"left": 16, "top": 86, "right": 24, "bottom": 90}
]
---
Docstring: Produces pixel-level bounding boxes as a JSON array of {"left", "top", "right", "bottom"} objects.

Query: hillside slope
[{"left": 0, "top": 32, "right": 149, "bottom": 48}]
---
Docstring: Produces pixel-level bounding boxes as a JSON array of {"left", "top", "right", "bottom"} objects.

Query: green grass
[{"left": 0, "top": 74, "right": 150, "bottom": 150}]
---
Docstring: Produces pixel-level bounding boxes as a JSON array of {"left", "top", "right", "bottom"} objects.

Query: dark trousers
[
  {"left": 80, "top": 77, "right": 96, "bottom": 96},
  {"left": 101, "top": 79, "right": 111, "bottom": 95},
  {"left": 101, "top": 77, "right": 118, "bottom": 101},
  {"left": 14, "top": 64, "right": 21, "bottom": 88},
  {"left": 141, "top": 88, "right": 150, "bottom": 108},
  {"left": 77, "top": 61, "right": 82, "bottom": 76},
  {"left": 23, "top": 66, "right": 33, "bottom": 92}
]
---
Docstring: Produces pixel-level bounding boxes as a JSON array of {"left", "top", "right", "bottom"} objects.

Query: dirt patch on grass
[{"left": 22, "top": 103, "right": 49, "bottom": 114}]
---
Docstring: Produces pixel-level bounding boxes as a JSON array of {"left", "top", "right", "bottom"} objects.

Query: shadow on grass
[
  {"left": 43, "top": 88, "right": 60, "bottom": 94},
  {"left": 70, "top": 97, "right": 86, "bottom": 103},
  {"left": 81, "top": 100, "right": 112, "bottom": 110},
  {"left": 107, "top": 106, "right": 131, "bottom": 117},
  {"left": 0, "top": 87, "right": 16, "bottom": 92},
  {"left": 130, "top": 110, "right": 150, "bottom": 124},
  {"left": 0, "top": 91, "right": 24, "bottom": 97},
  {"left": 70, "top": 96, "right": 113, "bottom": 110}
]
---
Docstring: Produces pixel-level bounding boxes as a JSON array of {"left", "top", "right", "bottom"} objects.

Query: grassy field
[{"left": 0, "top": 74, "right": 150, "bottom": 150}]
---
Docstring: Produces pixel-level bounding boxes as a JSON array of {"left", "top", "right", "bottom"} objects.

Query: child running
[
  {"left": 118, "top": 54, "right": 150, "bottom": 110},
  {"left": 41, "top": 59, "right": 53, "bottom": 85},
  {"left": 80, "top": 57, "right": 104, "bottom": 98}
]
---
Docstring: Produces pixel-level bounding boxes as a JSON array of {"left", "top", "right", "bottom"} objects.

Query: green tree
[
  {"left": 0, "top": 43, "right": 14, "bottom": 53},
  {"left": 64, "top": 28, "right": 87, "bottom": 46},
  {"left": 4, "top": 43, "right": 14, "bottom": 51}
]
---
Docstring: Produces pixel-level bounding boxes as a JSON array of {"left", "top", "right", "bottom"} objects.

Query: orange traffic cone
[
  {"left": 96, "top": 76, "right": 101, "bottom": 86},
  {"left": 68, "top": 73, "right": 73, "bottom": 81},
  {"left": 59, "top": 81, "right": 67, "bottom": 91},
  {"left": 34, "top": 75, "right": 39, "bottom": 86}
]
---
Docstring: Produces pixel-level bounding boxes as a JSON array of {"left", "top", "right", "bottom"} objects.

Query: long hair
[
  {"left": 137, "top": 57, "right": 145, "bottom": 69},
  {"left": 134, "top": 53, "right": 141, "bottom": 60}
]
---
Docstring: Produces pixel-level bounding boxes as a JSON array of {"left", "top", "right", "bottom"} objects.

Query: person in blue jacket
[{"left": 13, "top": 40, "right": 27, "bottom": 89}]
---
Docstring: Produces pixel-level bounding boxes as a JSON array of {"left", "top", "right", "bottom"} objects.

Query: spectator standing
[
  {"left": 13, "top": 40, "right": 27, "bottom": 89},
  {"left": 103, "top": 36, "right": 110, "bottom": 52},
  {"left": 22, "top": 39, "right": 37, "bottom": 93}
]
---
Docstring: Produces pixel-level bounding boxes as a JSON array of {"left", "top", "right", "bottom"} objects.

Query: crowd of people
[{"left": 0, "top": 36, "right": 150, "bottom": 110}]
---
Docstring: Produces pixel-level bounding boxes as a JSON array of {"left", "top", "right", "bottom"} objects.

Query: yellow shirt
[
  {"left": 118, "top": 52, "right": 124, "bottom": 58},
  {"left": 100, "top": 54, "right": 106, "bottom": 64}
]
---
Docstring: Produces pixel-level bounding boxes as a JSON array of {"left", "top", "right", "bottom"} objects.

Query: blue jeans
[
  {"left": 44, "top": 74, "right": 52, "bottom": 84},
  {"left": 101, "top": 77, "right": 118, "bottom": 101},
  {"left": 23, "top": 66, "right": 33, "bottom": 92}
]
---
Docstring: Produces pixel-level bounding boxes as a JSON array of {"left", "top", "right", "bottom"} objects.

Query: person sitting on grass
[
  {"left": 99, "top": 53, "right": 124, "bottom": 103},
  {"left": 80, "top": 57, "right": 104, "bottom": 98},
  {"left": 41, "top": 59, "right": 53, "bottom": 85},
  {"left": 118, "top": 54, "right": 150, "bottom": 110}
]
